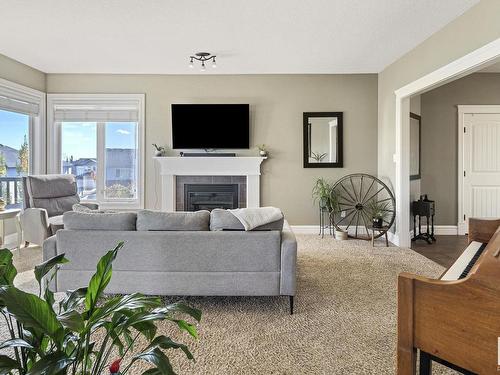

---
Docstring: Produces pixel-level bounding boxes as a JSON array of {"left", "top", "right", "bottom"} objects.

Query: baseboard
[
  {"left": 386, "top": 231, "right": 399, "bottom": 246},
  {"left": 290, "top": 225, "right": 319, "bottom": 234},
  {"left": 291, "top": 225, "right": 399, "bottom": 242},
  {"left": 409, "top": 225, "right": 458, "bottom": 237}
]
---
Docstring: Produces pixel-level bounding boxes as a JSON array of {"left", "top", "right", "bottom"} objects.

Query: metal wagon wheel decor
[{"left": 330, "top": 173, "right": 395, "bottom": 240}]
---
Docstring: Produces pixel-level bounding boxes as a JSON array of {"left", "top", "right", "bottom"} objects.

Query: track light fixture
[{"left": 189, "top": 52, "right": 216, "bottom": 71}]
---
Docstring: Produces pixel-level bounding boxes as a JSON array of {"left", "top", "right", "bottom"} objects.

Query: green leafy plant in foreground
[{"left": 0, "top": 242, "right": 201, "bottom": 374}]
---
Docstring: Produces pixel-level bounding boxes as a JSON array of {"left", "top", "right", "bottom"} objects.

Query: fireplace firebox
[{"left": 184, "top": 184, "right": 239, "bottom": 211}]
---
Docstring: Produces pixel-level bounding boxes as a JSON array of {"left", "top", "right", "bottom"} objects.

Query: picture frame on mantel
[
  {"left": 303, "top": 112, "right": 344, "bottom": 168},
  {"left": 409, "top": 112, "right": 421, "bottom": 180}
]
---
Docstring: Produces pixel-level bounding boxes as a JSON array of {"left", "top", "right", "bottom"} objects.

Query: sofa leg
[{"left": 289, "top": 296, "right": 294, "bottom": 315}]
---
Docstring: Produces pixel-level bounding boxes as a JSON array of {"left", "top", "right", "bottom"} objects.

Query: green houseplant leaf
[
  {"left": 0, "top": 354, "right": 20, "bottom": 374},
  {"left": 132, "top": 348, "right": 175, "bottom": 375},
  {"left": 0, "top": 287, "right": 64, "bottom": 345},
  {"left": 34, "top": 253, "right": 68, "bottom": 285},
  {"left": 0, "top": 248, "right": 17, "bottom": 287},
  {"left": 85, "top": 241, "right": 124, "bottom": 314},
  {"left": 26, "top": 351, "right": 73, "bottom": 375},
  {"left": 0, "top": 338, "right": 33, "bottom": 350}
]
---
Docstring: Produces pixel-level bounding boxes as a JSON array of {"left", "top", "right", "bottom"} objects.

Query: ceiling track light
[{"left": 189, "top": 52, "right": 216, "bottom": 71}]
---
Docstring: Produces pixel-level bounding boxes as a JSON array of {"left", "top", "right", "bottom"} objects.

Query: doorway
[{"left": 458, "top": 105, "right": 500, "bottom": 234}]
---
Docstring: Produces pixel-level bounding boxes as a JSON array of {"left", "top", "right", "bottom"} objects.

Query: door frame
[
  {"left": 457, "top": 105, "right": 500, "bottom": 235},
  {"left": 393, "top": 37, "right": 500, "bottom": 247}
]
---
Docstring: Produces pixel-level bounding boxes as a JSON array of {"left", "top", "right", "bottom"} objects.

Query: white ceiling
[{"left": 0, "top": 0, "right": 479, "bottom": 74}]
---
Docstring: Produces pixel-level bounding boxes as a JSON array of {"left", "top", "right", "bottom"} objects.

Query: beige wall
[
  {"left": 420, "top": 72, "right": 500, "bottom": 225},
  {"left": 0, "top": 53, "right": 45, "bottom": 91},
  {"left": 378, "top": 0, "right": 500, "bottom": 194},
  {"left": 46, "top": 74, "right": 378, "bottom": 224}
]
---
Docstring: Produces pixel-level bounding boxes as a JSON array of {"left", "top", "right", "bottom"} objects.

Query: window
[
  {"left": 0, "top": 79, "right": 45, "bottom": 208},
  {"left": 48, "top": 94, "right": 144, "bottom": 209}
]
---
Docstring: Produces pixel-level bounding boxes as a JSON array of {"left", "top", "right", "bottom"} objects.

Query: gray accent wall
[
  {"left": 46, "top": 74, "right": 378, "bottom": 224},
  {"left": 420, "top": 73, "right": 500, "bottom": 225}
]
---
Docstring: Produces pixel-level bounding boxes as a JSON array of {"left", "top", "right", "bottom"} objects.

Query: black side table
[{"left": 411, "top": 195, "right": 436, "bottom": 244}]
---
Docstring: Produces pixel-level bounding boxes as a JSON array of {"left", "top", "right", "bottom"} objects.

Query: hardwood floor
[{"left": 411, "top": 235, "right": 468, "bottom": 268}]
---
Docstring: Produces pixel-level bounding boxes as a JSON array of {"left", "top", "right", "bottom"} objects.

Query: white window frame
[
  {"left": 0, "top": 78, "right": 46, "bottom": 174},
  {"left": 47, "top": 93, "right": 145, "bottom": 209}
]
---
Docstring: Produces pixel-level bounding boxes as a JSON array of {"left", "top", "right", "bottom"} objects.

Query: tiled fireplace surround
[
  {"left": 154, "top": 156, "right": 266, "bottom": 211},
  {"left": 175, "top": 175, "right": 247, "bottom": 211}
]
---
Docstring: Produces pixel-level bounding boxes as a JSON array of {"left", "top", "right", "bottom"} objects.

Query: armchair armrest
[
  {"left": 468, "top": 218, "right": 500, "bottom": 244},
  {"left": 20, "top": 208, "right": 51, "bottom": 246},
  {"left": 280, "top": 220, "right": 297, "bottom": 296}
]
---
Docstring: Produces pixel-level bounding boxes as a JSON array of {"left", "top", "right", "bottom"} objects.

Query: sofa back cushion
[
  {"left": 136, "top": 210, "right": 210, "bottom": 231},
  {"left": 25, "top": 175, "right": 80, "bottom": 216},
  {"left": 63, "top": 211, "right": 137, "bottom": 231},
  {"left": 210, "top": 209, "right": 284, "bottom": 231}
]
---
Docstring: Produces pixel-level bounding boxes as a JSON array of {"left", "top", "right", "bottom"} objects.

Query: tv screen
[{"left": 172, "top": 104, "right": 250, "bottom": 149}]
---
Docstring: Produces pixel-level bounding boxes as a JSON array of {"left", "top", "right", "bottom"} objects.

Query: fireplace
[{"left": 184, "top": 184, "right": 239, "bottom": 211}]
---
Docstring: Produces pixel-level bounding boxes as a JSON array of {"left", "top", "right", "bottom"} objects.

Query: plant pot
[
  {"left": 372, "top": 218, "right": 383, "bottom": 228},
  {"left": 0, "top": 200, "right": 5, "bottom": 211},
  {"left": 335, "top": 229, "right": 348, "bottom": 240},
  {"left": 259, "top": 150, "right": 268, "bottom": 157}
]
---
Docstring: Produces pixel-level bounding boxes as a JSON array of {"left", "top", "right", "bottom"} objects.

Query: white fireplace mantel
[{"left": 154, "top": 156, "right": 266, "bottom": 211}]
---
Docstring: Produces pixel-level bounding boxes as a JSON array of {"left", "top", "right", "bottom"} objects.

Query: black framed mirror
[
  {"left": 303, "top": 112, "right": 343, "bottom": 168},
  {"left": 409, "top": 112, "right": 421, "bottom": 180}
]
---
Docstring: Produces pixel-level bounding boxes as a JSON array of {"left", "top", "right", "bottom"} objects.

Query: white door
[{"left": 462, "top": 111, "right": 500, "bottom": 233}]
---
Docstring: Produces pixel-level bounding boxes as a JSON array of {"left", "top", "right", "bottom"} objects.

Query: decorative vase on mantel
[{"left": 0, "top": 198, "right": 5, "bottom": 211}]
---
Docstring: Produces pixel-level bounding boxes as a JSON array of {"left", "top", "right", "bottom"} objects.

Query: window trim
[
  {"left": 47, "top": 93, "right": 145, "bottom": 209},
  {"left": 0, "top": 78, "right": 46, "bottom": 175}
]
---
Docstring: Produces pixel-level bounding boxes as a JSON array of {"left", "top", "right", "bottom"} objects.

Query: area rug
[{"left": 6, "top": 235, "right": 457, "bottom": 374}]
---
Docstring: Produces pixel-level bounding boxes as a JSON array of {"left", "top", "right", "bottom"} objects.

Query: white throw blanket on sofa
[{"left": 229, "top": 207, "right": 283, "bottom": 231}]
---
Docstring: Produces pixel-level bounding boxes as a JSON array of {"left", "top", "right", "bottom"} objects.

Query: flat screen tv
[{"left": 172, "top": 104, "right": 249, "bottom": 149}]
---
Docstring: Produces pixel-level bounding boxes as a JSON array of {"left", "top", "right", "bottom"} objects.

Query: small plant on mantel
[
  {"left": 153, "top": 143, "right": 168, "bottom": 157},
  {"left": 257, "top": 144, "right": 268, "bottom": 157},
  {"left": 0, "top": 242, "right": 201, "bottom": 375}
]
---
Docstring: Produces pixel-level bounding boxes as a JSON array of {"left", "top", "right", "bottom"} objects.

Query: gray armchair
[{"left": 20, "top": 174, "right": 98, "bottom": 246}]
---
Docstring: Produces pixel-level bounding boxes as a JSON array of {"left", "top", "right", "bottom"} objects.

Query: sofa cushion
[
  {"left": 136, "top": 210, "right": 210, "bottom": 231},
  {"left": 56, "top": 230, "right": 282, "bottom": 272},
  {"left": 210, "top": 209, "right": 284, "bottom": 231},
  {"left": 63, "top": 211, "right": 137, "bottom": 231},
  {"left": 48, "top": 215, "right": 64, "bottom": 235}
]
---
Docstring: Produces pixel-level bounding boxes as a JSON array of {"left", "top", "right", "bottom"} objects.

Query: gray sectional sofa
[{"left": 43, "top": 209, "right": 297, "bottom": 313}]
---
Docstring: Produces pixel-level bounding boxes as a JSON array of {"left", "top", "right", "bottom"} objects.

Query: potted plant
[
  {"left": 152, "top": 143, "right": 167, "bottom": 157},
  {"left": 257, "top": 144, "right": 268, "bottom": 157},
  {"left": 311, "top": 151, "right": 327, "bottom": 163},
  {"left": 312, "top": 178, "right": 333, "bottom": 211},
  {"left": 367, "top": 200, "right": 390, "bottom": 228},
  {"left": 0, "top": 242, "right": 201, "bottom": 375}
]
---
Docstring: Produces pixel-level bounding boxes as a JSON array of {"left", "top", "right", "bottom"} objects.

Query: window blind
[
  {"left": 53, "top": 103, "right": 139, "bottom": 122},
  {"left": 0, "top": 86, "right": 40, "bottom": 116}
]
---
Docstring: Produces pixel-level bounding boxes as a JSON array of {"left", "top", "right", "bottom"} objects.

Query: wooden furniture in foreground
[{"left": 397, "top": 218, "right": 500, "bottom": 375}]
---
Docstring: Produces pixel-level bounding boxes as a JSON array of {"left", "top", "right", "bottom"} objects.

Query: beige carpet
[{"left": 5, "top": 236, "right": 458, "bottom": 374}]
